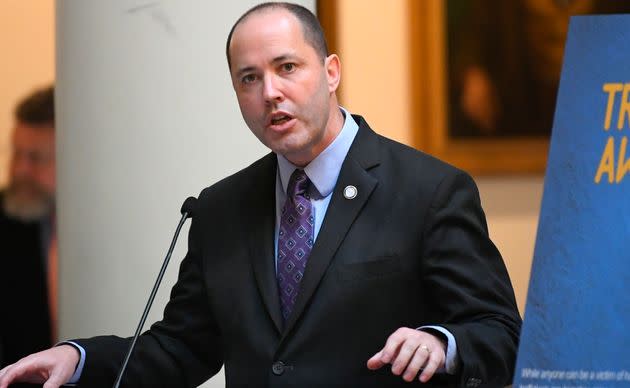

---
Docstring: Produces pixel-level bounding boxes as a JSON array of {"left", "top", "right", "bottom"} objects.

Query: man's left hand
[{"left": 367, "top": 327, "right": 446, "bottom": 383}]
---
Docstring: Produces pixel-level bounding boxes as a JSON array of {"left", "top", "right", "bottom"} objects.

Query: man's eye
[
  {"left": 242, "top": 74, "right": 257, "bottom": 84},
  {"left": 281, "top": 63, "right": 295, "bottom": 72}
]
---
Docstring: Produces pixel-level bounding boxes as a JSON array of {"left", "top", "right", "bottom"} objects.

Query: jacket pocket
[{"left": 336, "top": 255, "right": 402, "bottom": 281}]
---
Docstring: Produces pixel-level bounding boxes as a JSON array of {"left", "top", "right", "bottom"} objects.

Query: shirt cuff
[
  {"left": 56, "top": 341, "right": 86, "bottom": 385},
  {"left": 417, "top": 325, "right": 459, "bottom": 374}
]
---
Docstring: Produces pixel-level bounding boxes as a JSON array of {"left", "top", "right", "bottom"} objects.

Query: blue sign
[{"left": 514, "top": 14, "right": 630, "bottom": 388}]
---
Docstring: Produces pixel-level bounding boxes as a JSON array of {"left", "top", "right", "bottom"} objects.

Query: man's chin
[
  {"left": 273, "top": 146, "right": 313, "bottom": 166},
  {"left": 3, "top": 191, "right": 53, "bottom": 222},
  {"left": 268, "top": 136, "right": 315, "bottom": 160}
]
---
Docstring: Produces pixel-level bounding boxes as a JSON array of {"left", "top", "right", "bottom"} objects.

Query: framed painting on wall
[{"left": 409, "top": 0, "right": 630, "bottom": 174}]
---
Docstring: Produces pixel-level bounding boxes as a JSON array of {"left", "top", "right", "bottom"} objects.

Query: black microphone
[{"left": 113, "top": 196, "right": 198, "bottom": 388}]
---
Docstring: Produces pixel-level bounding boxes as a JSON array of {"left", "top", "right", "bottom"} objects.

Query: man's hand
[
  {"left": 0, "top": 345, "right": 79, "bottom": 388},
  {"left": 367, "top": 327, "right": 446, "bottom": 383}
]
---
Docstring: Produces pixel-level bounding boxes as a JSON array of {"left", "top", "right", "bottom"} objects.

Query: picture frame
[
  {"left": 409, "top": 0, "right": 549, "bottom": 175},
  {"left": 319, "top": 0, "right": 550, "bottom": 175}
]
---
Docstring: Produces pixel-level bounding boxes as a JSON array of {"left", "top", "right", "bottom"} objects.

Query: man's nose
[
  {"left": 10, "top": 150, "right": 41, "bottom": 177},
  {"left": 11, "top": 154, "right": 34, "bottom": 178},
  {"left": 262, "top": 74, "right": 284, "bottom": 103}
]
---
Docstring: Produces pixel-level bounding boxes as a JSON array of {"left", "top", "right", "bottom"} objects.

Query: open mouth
[
  {"left": 271, "top": 115, "right": 292, "bottom": 125},
  {"left": 268, "top": 111, "right": 295, "bottom": 129}
]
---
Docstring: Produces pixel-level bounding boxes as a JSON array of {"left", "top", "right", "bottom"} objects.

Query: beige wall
[
  {"left": 335, "top": 0, "right": 542, "bottom": 314},
  {"left": 0, "top": 0, "right": 55, "bottom": 187},
  {"left": 336, "top": 0, "right": 412, "bottom": 145}
]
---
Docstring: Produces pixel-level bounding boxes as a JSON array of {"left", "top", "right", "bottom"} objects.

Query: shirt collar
[{"left": 277, "top": 107, "right": 359, "bottom": 198}]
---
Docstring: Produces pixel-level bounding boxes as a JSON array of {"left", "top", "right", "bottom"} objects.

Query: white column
[{"left": 56, "top": 1, "right": 313, "bottom": 387}]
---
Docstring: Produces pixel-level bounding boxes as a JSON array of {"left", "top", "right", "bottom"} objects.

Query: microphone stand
[{"left": 112, "top": 207, "right": 192, "bottom": 388}]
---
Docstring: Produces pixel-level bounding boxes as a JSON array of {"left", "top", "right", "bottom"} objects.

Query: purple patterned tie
[{"left": 277, "top": 169, "right": 314, "bottom": 323}]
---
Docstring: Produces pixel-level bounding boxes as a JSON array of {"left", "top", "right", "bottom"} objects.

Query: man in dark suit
[
  {"left": 0, "top": 3, "right": 520, "bottom": 387},
  {"left": 0, "top": 86, "right": 56, "bottom": 370}
]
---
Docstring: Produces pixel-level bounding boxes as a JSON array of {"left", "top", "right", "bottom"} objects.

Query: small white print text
[{"left": 518, "top": 368, "right": 630, "bottom": 387}]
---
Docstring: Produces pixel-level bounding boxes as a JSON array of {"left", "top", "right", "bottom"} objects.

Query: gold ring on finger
[{"left": 419, "top": 344, "right": 431, "bottom": 354}]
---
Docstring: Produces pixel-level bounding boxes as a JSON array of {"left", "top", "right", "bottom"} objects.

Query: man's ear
[{"left": 325, "top": 54, "right": 341, "bottom": 93}]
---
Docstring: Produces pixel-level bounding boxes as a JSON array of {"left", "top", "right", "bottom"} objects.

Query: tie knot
[{"left": 287, "top": 169, "right": 310, "bottom": 198}]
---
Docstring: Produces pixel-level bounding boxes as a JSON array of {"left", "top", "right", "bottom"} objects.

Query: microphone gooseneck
[{"left": 113, "top": 196, "right": 198, "bottom": 388}]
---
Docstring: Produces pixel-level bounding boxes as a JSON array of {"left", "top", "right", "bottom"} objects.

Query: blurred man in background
[{"left": 0, "top": 85, "right": 56, "bottom": 370}]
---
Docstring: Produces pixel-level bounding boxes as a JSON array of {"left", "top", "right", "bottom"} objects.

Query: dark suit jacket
[
  {"left": 0, "top": 193, "right": 53, "bottom": 369},
  {"left": 74, "top": 116, "right": 521, "bottom": 387}
]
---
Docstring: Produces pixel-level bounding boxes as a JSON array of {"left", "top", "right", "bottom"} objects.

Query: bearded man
[{"left": 0, "top": 86, "right": 57, "bottom": 370}]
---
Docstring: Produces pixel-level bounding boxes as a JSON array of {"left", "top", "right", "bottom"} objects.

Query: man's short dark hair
[
  {"left": 226, "top": 2, "right": 329, "bottom": 70},
  {"left": 15, "top": 85, "right": 55, "bottom": 128}
]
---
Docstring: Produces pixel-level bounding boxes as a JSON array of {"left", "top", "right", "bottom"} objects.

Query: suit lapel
[
  {"left": 282, "top": 118, "right": 381, "bottom": 336},
  {"left": 247, "top": 153, "right": 284, "bottom": 334}
]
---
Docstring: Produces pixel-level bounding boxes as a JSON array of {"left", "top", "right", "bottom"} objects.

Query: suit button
[{"left": 272, "top": 361, "right": 285, "bottom": 376}]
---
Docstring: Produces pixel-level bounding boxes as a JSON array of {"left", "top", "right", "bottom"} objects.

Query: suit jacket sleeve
[
  {"left": 73, "top": 210, "right": 223, "bottom": 388},
  {"left": 420, "top": 170, "right": 521, "bottom": 387}
]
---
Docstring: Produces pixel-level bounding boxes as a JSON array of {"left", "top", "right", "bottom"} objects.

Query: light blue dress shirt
[
  {"left": 274, "top": 108, "right": 359, "bottom": 265},
  {"left": 66, "top": 107, "right": 458, "bottom": 384}
]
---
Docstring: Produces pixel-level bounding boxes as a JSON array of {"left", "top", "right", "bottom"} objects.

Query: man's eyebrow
[
  {"left": 271, "top": 54, "right": 298, "bottom": 64},
  {"left": 235, "top": 66, "right": 257, "bottom": 79},
  {"left": 235, "top": 54, "right": 300, "bottom": 78}
]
